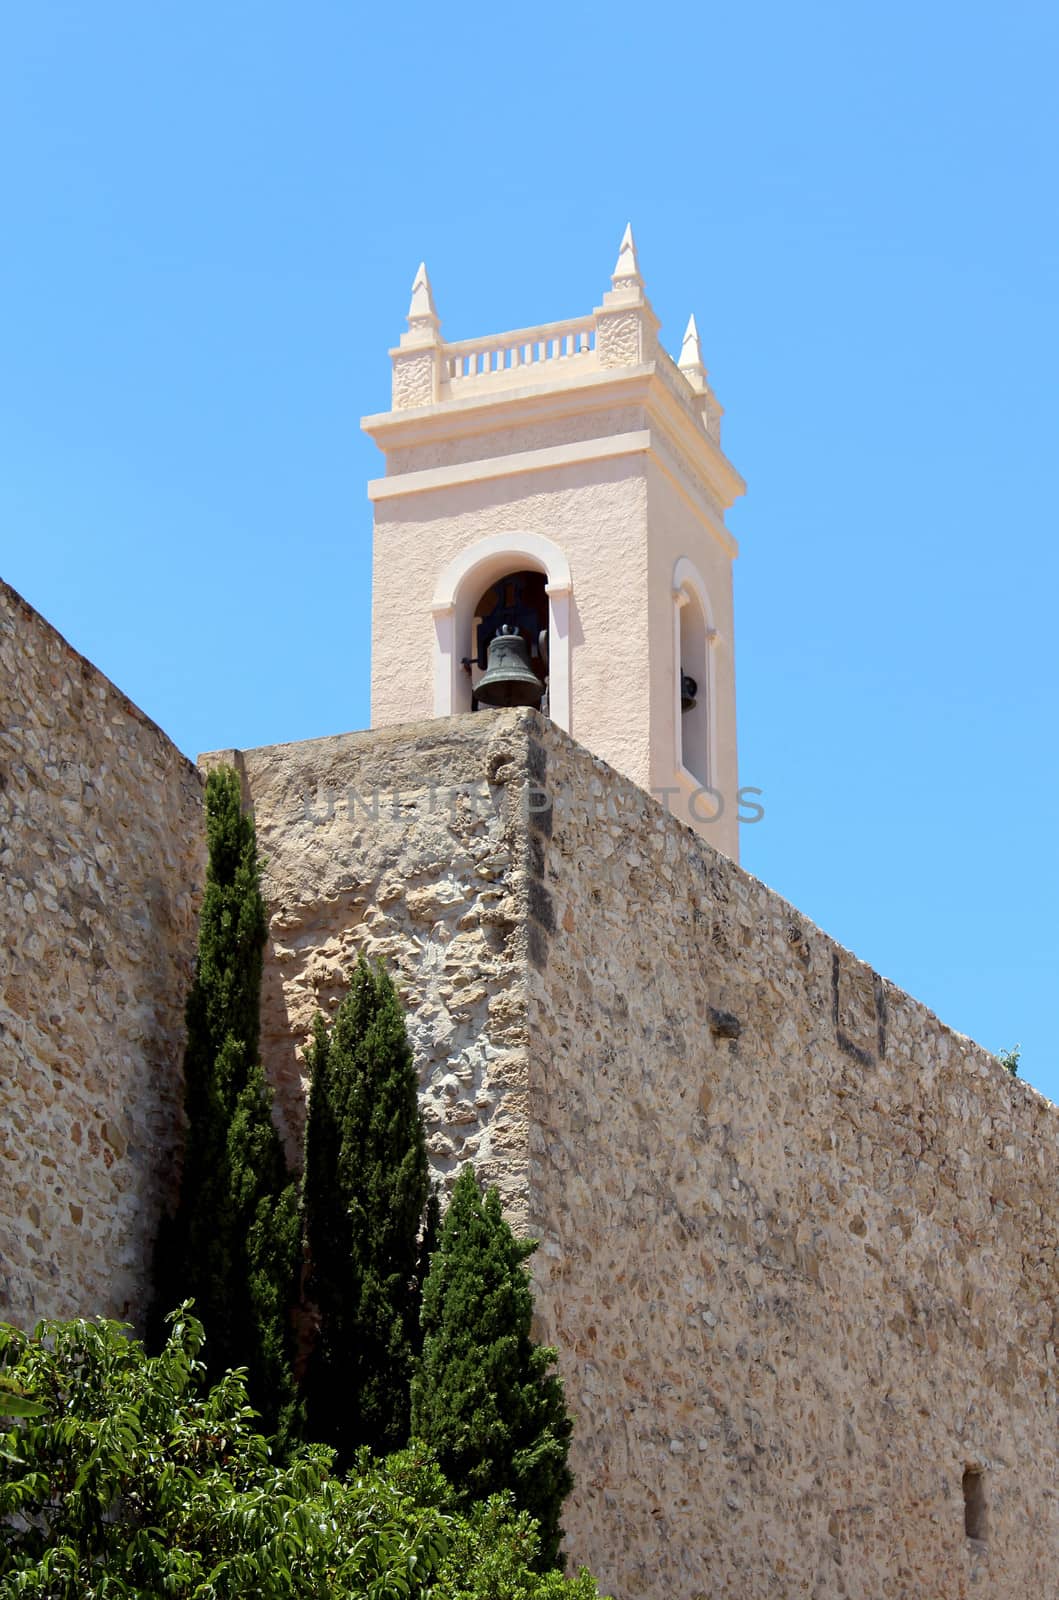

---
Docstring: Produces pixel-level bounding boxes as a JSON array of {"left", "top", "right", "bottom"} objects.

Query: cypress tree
[
  {"left": 155, "top": 765, "right": 299, "bottom": 1441},
  {"left": 412, "top": 1165, "right": 574, "bottom": 1570},
  {"left": 301, "top": 955, "right": 429, "bottom": 1463},
  {"left": 413, "top": 1180, "right": 442, "bottom": 1350}
]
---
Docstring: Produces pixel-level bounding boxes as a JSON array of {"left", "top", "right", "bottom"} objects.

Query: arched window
[
  {"left": 673, "top": 557, "right": 717, "bottom": 788},
  {"left": 431, "top": 533, "right": 573, "bottom": 730}
]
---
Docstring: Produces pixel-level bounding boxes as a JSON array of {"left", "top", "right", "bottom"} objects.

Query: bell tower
[{"left": 362, "top": 228, "right": 746, "bottom": 859}]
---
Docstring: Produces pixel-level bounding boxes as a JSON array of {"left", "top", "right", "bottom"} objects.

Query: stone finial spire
[
  {"left": 611, "top": 223, "right": 643, "bottom": 291},
  {"left": 677, "top": 312, "right": 723, "bottom": 443},
  {"left": 393, "top": 260, "right": 443, "bottom": 408},
  {"left": 597, "top": 225, "right": 657, "bottom": 363},
  {"left": 405, "top": 262, "right": 440, "bottom": 339},
  {"left": 678, "top": 313, "right": 706, "bottom": 381}
]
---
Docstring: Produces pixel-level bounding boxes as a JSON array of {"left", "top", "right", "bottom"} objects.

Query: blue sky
[{"left": 3, "top": 2, "right": 1056, "bottom": 1096}]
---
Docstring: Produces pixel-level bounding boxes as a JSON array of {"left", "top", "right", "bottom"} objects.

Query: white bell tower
[{"left": 362, "top": 228, "right": 746, "bottom": 859}]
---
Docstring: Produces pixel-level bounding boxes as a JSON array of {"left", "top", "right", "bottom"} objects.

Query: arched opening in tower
[{"left": 679, "top": 587, "right": 709, "bottom": 786}]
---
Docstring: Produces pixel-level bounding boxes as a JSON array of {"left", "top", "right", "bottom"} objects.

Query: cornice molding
[
  {"left": 368, "top": 430, "right": 652, "bottom": 502},
  {"left": 362, "top": 363, "right": 745, "bottom": 514}
]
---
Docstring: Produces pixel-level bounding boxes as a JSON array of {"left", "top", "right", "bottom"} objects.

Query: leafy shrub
[
  {"left": 0, "top": 1309, "right": 603, "bottom": 1600},
  {"left": 998, "top": 1044, "right": 1020, "bottom": 1078}
]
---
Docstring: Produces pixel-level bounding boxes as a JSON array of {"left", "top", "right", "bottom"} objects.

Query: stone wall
[
  {"left": 7, "top": 620, "right": 1054, "bottom": 1598},
  {"left": 0, "top": 581, "right": 203, "bottom": 1329},
  {"left": 524, "top": 717, "right": 1059, "bottom": 1599},
  {"left": 226, "top": 709, "right": 1059, "bottom": 1600}
]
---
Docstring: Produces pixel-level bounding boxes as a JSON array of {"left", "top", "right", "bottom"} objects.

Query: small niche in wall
[{"left": 962, "top": 1467, "right": 988, "bottom": 1542}]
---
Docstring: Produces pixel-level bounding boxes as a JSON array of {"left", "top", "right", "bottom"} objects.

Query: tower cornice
[{"left": 362, "top": 362, "right": 746, "bottom": 515}]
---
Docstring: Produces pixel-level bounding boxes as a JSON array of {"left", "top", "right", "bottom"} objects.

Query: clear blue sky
[{"left": 3, "top": 3, "right": 1056, "bottom": 1097}]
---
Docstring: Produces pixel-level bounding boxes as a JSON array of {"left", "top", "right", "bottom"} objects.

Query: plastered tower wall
[
  {"left": 369, "top": 447, "right": 654, "bottom": 795},
  {"left": 222, "top": 710, "right": 1059, "bottom": 1600},
  {"left": 645, "top": 454, "right": 739, "bottom": 820},
  {"left": 0, "top": 581, "right": 203, "bottom": 1328},
  {"left": 363, "top": 231, "right": 745, "bottom": 859}
]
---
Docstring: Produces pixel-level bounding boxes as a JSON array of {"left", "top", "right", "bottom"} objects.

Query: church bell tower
[{"left": 362, "top": 228, "right": 746, "bottom": 859}]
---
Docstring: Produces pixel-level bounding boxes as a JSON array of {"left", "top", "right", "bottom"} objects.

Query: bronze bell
[{"left": 475, "top": 625, "right": 545, "bottom": 709}]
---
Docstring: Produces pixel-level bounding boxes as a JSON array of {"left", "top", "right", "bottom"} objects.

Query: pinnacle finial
[
  {"left": 611, "top": 223, "right": 643, "bottom": 287},
  {"left": 678, "top": 313, "right": 706, "bottom": 375},
  {"left": 407, "top": 261, "right": 438, "bottom": 325}
]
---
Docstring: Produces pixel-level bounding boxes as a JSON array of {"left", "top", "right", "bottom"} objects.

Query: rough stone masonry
[
  {"left": 211, "top": 709, "right": 1059, "bottom": 1600},
  {"left": 0, "top": 581, "right": 203, "bottom": 1329},
  {"left": 3, "top": 582, "right": 1059, "bottom": 1598}
]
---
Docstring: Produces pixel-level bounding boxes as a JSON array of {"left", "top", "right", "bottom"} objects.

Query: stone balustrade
[
  {"left": 386, "top": 229, "right": 725, "bottom": 435},
  {"left": 445, "top": 315, "right": 597, "bottom": 395}
]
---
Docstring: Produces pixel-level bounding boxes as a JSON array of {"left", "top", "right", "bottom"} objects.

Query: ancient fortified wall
[
  {"left": 4, "top": 576, "right": 1058, "bottom": 1597},
  {"left": 215, "top": 709, "right": 1059, "bottom": 1600},
  {"left": 0, "top": 582, "right": 203, "bottom": 1329}
]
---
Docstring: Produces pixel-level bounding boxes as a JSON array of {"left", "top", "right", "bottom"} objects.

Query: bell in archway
[{"left": 475, "top": 625, "right": 545, "bottom": 709}]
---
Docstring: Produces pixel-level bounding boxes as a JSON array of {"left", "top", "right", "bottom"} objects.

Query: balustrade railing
[
  {"left": 405, "top": 306, "right": 711, "bottom": 435},
  {"left": 445, "top": 315, "right": 597, "bottom": 389}
]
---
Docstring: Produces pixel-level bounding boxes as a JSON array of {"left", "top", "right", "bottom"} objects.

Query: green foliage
[
  {"left": 0, "top": 1312, "right": 603, "bottom": 1600},
  {"left": 412, "top": 1166, "right": 574, "bottom": 1570},
  {"left": 0, "top": 1377, "right": 43, "bottom": 1418},
  {"left": 435, "top": 1495, "right": 602, "bottom": 1600},
  {"left": 413, "top": 1182, "right": 442, "bottom": 1354},
  {"left": 301, "top": 956, "right": 429, "bottom": 1464},
  {"left": 155, "top": 765, "right": 299, "bottom": 1442},
  {"left": 998, "top": 1044, "right": 1021, "bottom": 1078}
]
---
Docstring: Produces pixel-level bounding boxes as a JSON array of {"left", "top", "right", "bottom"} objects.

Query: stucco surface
[
  {"left": 645, "top": 455, "right": 739, "bottom": 858},
  {"left": 0, "top": 581, "right": 203, "bottom": 1329},
  {"left": 371, "top": 452, "right": 653, "bottom": 788},
  {"left": 392, "top": 349, "right": 436, "bottom": 410},
  {"left": 367, "top": 414, "right": 742, "bottom": 856},
  {"left": 386, "top": 405, "right": 649, "bottom": 477},
  {"left": 597, "top": 308, "right": 650, "bottom": 367}
]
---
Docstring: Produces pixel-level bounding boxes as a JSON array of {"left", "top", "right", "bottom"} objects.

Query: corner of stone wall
[
  {"left": 234, "top": 712, "right": 542, "bottom": 1225},
  {"left": 196, "top": 746, "right": 252, "bottom": 810}
]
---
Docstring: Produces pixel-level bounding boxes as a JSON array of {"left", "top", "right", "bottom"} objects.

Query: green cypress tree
[
  {"left": 413, "top": 1180, "right": 442, "bottom": 1351},
  {"left": 155, "top": 765, "right": 299, "bottom": 1441},
  {"left": 301, "top": 955, "right": 429, "bottom": 1463},
  {"left": 412, "top": 1165, "right": 574, "bottom": 1570}
]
